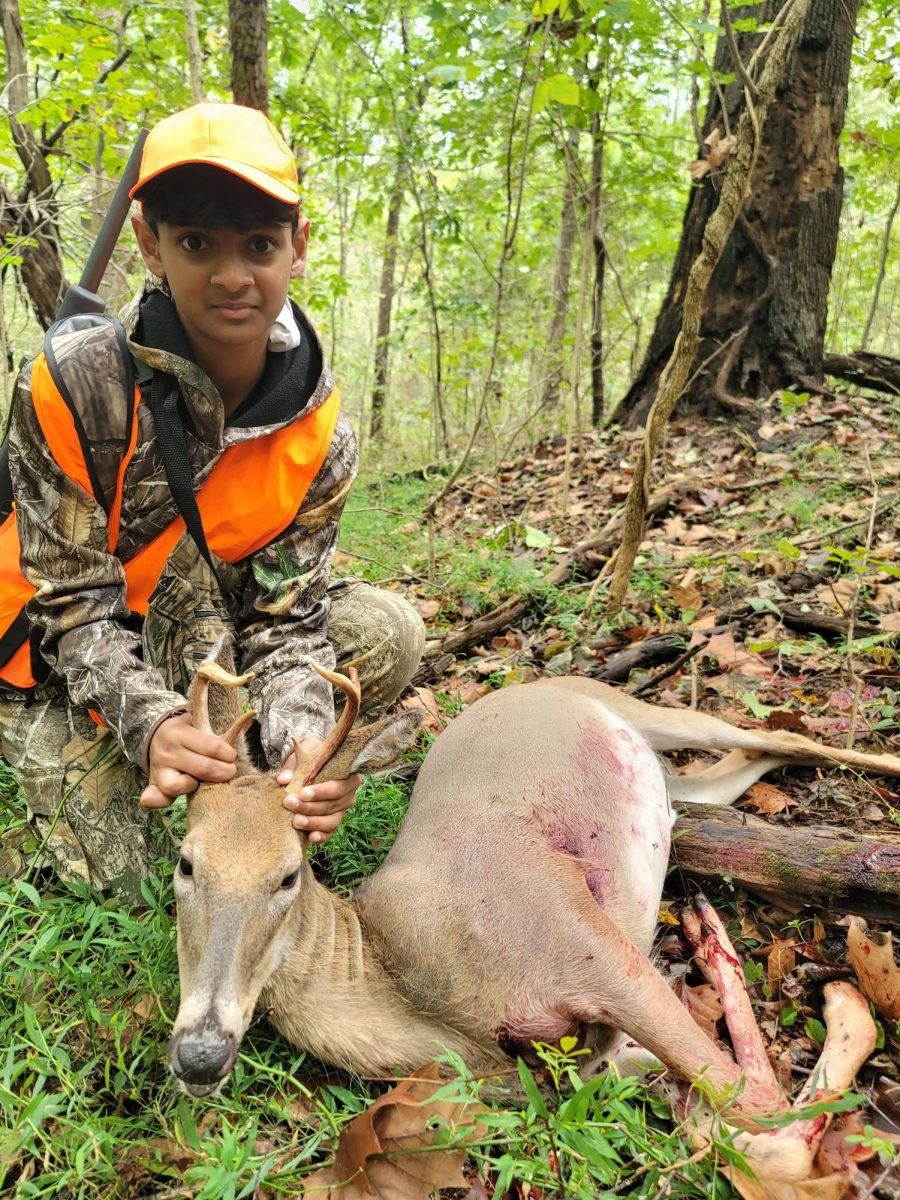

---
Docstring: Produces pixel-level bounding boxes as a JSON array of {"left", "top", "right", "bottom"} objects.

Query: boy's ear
[
  {"left": 290, "top": 217, "right": 310, "bottom": 279},
  {"left": 132, "top": 214, "right": 166, "bottom": 279}
]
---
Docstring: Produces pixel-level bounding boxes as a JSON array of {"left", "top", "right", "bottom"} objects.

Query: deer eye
[
  {"left": 178, "top": 856, "right": 193, "bottom": 877},
  {"left": 280, "top": 870, "right": 299, "bottom": 890}
]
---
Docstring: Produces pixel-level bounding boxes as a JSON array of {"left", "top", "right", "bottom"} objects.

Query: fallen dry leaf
[
  {"left": 766, "top": 939, "right": 798, "bottom": 991},
  {"left": 741, "top": 783, "right": 798, "bottom": 816},
  {"left": 301, "top": 1064, "right": 483, "bottom": 1199},
  {"left": 671, "top": 571, "right": 704, "bottom": 612},
  {"left": 814, "top": 1112, "right": 881, "bottom": 1176},
  {"left": 128, "top": 1136, "right": 198, "bottom": 1175},
  {"left": 678, "top": 980, "right": 724, "bottom": 1040},
  {"left": 131, "top": 993, "right": 157, "bottom": 1022},
  {"left": 847, "top": 917, "right": 900, "bottom": 1020},
  {"left": 445, "top": 677, "right": 492, "bottom": 706},
  {"left": 700, "top": 631, "right": 771, "bottom": 678},
  {"left": 764, "top": 710, "right": 809, "bottom": 734},
  {"left": 400, "top": 686, "right": 444, "bottom": 733}
]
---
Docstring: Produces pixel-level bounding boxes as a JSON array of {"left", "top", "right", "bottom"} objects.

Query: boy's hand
[
  {"left": 141, "top": 713, "right": 238, "bottom": 808},
  {"left": 278, "top": 736, "right": 362, "bottom": 844}
]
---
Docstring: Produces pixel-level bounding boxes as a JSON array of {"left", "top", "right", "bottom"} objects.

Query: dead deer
[{"left": 169, "top": 664, "right": 900, "bottom": 1181}]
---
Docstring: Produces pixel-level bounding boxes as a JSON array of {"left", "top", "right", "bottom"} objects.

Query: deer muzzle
[{"left": 169, "top": 1017, "right": 238, "bottom": 1096}]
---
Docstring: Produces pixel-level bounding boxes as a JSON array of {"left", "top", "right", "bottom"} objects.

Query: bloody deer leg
[{"left": 681, "top": 894, "right": 781, "bottom": 1100}]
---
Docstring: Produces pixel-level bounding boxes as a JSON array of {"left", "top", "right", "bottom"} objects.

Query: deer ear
[{"left": 349, "top": 710, "right": 424, "bottom": 774}]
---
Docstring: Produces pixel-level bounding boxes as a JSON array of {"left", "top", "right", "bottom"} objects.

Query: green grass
[{"left": 338, "top": 476, "right": 558, "bottom": 619}]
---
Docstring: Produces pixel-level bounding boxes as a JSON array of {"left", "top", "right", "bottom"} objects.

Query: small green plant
[
  {"left": 805, "top": 1017, "right": 827, "bottom": 1046},
  {"left": 432, "top": 1044, "right": 744, "bottom": 1198},
  {"left": 778, "top": 389, "right": 811, "bottom": 418},
  {"left": 844, "top": 1123, "right": 900, "bottom": 1164},
  {"left": 780, "top": 1000, "right": 800, "bottom": 1027}
]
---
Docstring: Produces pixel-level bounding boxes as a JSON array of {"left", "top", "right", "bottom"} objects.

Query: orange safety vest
[{"left": 0, "top": 348, "right": 340, "bottom": 692}]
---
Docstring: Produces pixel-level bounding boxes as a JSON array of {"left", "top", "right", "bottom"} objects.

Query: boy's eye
[
  {"left": 249, "top": 236, "right": 278, "bottom": 254},
  {"left": 178, "top": 233, "right": 207, "bottom": 252}
]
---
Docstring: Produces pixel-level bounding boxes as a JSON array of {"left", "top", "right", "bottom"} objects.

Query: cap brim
[{"left": 130, "top": 157, "right": 298, "bottom": 204}]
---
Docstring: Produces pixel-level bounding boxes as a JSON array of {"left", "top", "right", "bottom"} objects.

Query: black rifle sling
[
  {"left": 0, "top": 611, "right": 31, "bottom": 668},
  {"left": 144, "top": 369, "right": 223, "bottom": 588}
]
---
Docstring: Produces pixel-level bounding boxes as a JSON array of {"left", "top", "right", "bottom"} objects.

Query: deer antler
[
  {"left": 192, "top": 661, "right": 256, "bottom": 742},
  {"left": 288, "top": 663, "right": 361, "bottom": 790}
]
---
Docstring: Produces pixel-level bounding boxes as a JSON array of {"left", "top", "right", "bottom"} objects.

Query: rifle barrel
[{"left": 78, "top": 129, "right": 148, "bottom": 298}]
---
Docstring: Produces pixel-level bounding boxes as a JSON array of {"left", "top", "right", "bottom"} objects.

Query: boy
[{"left": 0, "top": 103, "right": 424, "bottom": 901}]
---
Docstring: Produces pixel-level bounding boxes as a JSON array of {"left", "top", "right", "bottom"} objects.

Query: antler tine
[
  {"left": 289, "top": 663, "right": 362, "bottom": 789},
  {"left": 191, "top": 661, "right": 255, "bottom": 737}
]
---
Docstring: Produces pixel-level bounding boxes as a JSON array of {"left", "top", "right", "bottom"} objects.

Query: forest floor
[
  {"left": 0, "top": 388, "right": 899, "bottom": 1199},
  {"left": 336, "top": 386, "right": 900, "bottom": 1198}
]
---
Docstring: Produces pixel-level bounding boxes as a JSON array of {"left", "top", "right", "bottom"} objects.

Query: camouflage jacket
[{"left": 9, "top": 281, "right": 358, "bottom": 771}]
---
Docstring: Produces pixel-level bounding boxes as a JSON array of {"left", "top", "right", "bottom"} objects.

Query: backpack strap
[{"left": 41, "top": 314, "right": 136, "bottom": 513}]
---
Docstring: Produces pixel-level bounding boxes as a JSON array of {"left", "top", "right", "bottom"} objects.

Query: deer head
[{"left": 168, "top": 661, "right": 422, "bottom": 1097}]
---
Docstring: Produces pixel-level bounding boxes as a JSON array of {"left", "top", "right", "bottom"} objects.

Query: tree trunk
[
  {"left": 588, "top": 106, "right": 606, "bottom": 426},
  {"left": 617, "top": 0, "right": 861, "bottom": 428},
  {"left": 229, "top": 0, "right": 267, "bottom": 112},
  {"left": 0, "top": 0, "right": 65, "bottom": 329},
  {"left": 370, "top": 173, "right": 404, "bottom": 442},
  {"left": 540, "top": 128, "right": 580, "bottom": 409},
  {"left": 183, "top": 0, "right": 205, "bottom": 103},
  {"left": 861, "top": 174, "right": 900, "bottom": 350}
]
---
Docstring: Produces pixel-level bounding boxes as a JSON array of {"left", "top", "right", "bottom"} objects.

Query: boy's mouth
[{"left": 216, "top": 303, "right": 256, "bottom": 319}]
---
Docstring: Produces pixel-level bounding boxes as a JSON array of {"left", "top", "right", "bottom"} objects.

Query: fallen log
[
  {"left": 779, "top": 604, "right": 879, "bottom": 640},
  {"left": 590, "top": 632, "right": 690, "bottom": 681},
  {"left": 673, "top": 803, "right": 900, "bottom": 920},
  {"left": 823, "top": 351, "right": 900, "bottom": 395}
]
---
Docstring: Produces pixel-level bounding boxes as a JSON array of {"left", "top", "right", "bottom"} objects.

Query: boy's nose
[{"left": 211, "top": 256, "right": 253, "bottom": 292}]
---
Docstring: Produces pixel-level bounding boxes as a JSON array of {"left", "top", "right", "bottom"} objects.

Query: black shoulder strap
[{"left": 143, "top": 369, "right": 223, "bottom": 586}]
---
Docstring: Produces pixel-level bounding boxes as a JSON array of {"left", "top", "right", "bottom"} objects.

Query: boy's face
[{"left": 132, "top": 213, "right": 309, "bottom": 357}]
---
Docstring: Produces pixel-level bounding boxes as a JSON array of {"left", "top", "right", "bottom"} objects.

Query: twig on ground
[
  {"left": 844, "top": 445, "right": 879, "bottom": 752},
  {"left": 632, "top": 639, "right": 708, "bottom": 696}
]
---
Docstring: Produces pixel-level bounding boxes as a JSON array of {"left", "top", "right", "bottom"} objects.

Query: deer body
[
  {"left": 259, "top": 681, "right": 671, "bottom": 1078},
  {"left": 354, "top": 682, "right": 672, "bottom": 1050},
  {"left": 170, "top": 669, "right": 900, "bottom": 1121}
]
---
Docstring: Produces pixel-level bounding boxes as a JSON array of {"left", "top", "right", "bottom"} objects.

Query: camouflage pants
[{"left": 0, "top": 579, "right": 425, "bottom": 901}]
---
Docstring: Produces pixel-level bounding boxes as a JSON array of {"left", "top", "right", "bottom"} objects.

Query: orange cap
[{"left": 130, "top": 103, "right": 299, "bottom": 204}]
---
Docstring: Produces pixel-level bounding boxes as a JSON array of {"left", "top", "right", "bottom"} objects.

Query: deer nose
[{"left": 169, "top": 1023, "right": 236, "bottom": 1086}]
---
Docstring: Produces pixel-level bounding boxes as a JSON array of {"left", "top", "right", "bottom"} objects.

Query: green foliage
[
  {"left": 434, "top": 1043, "right": 741, "bottom": 1198},
  {"left": 313, "top": 769, "right": 416, "bottom": 893}
]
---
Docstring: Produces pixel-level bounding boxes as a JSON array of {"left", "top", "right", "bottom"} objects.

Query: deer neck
[{"left": 261, "top": 865, "right": 486, "bottom": 1077}]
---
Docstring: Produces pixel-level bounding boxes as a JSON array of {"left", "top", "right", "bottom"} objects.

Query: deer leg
[
  {"left": 571, "top": 679, "right": 900, "bottom": 778},
  {"left": 666, "top": 750, "right": 791, "bottom": 807},
  {"left": 730, "top": 981, "right": 878, "bottom": 1184},
  {"left": 541, "top": 903, "right": 785, "bottom": 1117},
  {"left": 680, "top": 895, "right": 779, "bottom": 1098},
  {"left": 792, "top": 982, "right": 876, "bottom": 1107}
]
